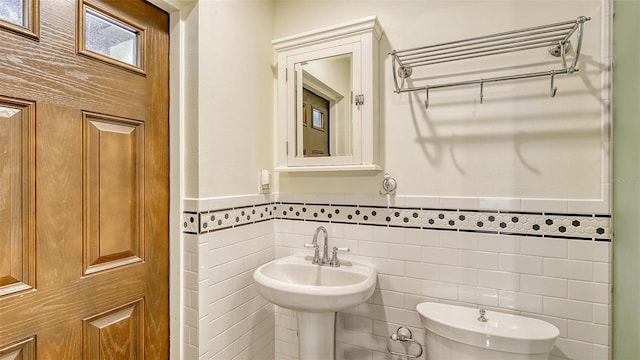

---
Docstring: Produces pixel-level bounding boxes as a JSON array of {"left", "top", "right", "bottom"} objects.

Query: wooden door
[
  {"left": 0, "top": 0, "right": 169, "bottom": 358},
  {"left": 302, "top": 88, "right": 330, "bottom": 157}
]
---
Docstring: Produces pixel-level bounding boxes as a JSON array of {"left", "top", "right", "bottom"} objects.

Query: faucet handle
[
  {"left": 304, "top": 243, "right": 321, "bottom": 264},
  {"left": 329, "top": 247, "right": 351, "bottom": 267}
]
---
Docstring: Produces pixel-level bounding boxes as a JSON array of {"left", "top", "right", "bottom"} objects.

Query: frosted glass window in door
[
  {"left": 0, "top": 0, "right": 25, "bottom": 26},
  {"left": 84, "top": 7, "right": 138, "bottom": 67}
]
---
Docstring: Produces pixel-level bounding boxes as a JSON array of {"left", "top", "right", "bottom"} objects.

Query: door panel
[
  {"left": 83, "top": 298, "right": 144, "bottom": 359},
  {"left": 83, "top": 113, "right": 145, "bottom": 275},
  {"left": 0, "top": 98, "right": 35, "bottom": 297},
  {"left": 0, "top": 336, "right": 36, "bottom": 360},
  {"left": 0, "top": 0, "right": 169, "bottom": 357}
]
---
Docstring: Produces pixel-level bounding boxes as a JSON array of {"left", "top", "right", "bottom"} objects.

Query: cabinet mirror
[
  {"left": 273, "top": 16, "right": 383, "bottom": 171},
  {"left": 297, "top": 53, "right": 352, "bottom": 159}
]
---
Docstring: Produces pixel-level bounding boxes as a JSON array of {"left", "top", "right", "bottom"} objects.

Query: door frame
[{"left": 143, "top": 0, "right": 187, "bottom": 358}]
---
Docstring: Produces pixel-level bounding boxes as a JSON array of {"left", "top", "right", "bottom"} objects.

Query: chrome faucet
[
  {"left": 313, "top": 226, "right": 329, "bottom": 264},
  {"left": 304, "top": 226, "right": 351, "bottom": 267}
]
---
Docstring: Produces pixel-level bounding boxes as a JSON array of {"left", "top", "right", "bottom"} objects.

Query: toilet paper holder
[{"left": 386, "top": 326, "right": 423, "bottom": 359}]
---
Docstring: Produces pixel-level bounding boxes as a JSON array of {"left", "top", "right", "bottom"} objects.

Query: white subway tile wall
[
  {"left": 275, "top": 218, "right": 610, "bottom": 360},
  {"left": 184, "top": 195, "right": 276, "bottom": 360},
  {"left": 183, "top": 233, "right": 200, "bottom": 359},
  {"left": 183, "top": 194, "right": 611, "bottom": 360}
]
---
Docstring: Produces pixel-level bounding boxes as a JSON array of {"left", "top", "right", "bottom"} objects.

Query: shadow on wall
[{"left": 406, "top": 92, "right": 601, "bottom": 174}]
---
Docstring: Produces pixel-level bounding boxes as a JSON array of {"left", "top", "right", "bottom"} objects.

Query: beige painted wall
[
  {"left": 182, "top": 1, "right": 200, "bottom": 198},
  {"left": 184, "top": 0, "right": 275, "bottom": 198},
  {"left": 274, "top": 1, "right": 608, "bottom": 200},
  {"left": 185, "top": 0, "right": 608, "bottom": 200}
]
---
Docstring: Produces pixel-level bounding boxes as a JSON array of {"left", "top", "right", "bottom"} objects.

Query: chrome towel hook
[
  {"left": 379, "top": 172, "right": 397, "bottom": 196},
  {"left": 550, "top": 70, "right": 557, "bottom": 98}
]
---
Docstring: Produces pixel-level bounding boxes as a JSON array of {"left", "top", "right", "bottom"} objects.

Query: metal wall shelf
[{"left": 389, "top": 16, "right": 590, "bottom": 107}]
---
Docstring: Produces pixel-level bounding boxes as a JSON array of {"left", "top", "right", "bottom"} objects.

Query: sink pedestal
[
  {"left": 253, "top": 255, "right": 377, "bottom": 359},
  {"left": 297, "top": 312, "right": 336, "bottom": 360}
]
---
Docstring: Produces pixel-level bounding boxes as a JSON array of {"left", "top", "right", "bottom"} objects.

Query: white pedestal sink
[{"left": 253, "top": 254, "right": 377, "bottom": 360}]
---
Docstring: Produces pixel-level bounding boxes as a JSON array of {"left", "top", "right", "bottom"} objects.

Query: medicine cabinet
[{"left": 273, "top": 16, "right": 383, "bottom": 172}]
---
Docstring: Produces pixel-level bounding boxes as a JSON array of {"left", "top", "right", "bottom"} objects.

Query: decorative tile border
[
  {"left": 188, "top": 203, "right": 276, "bottom": 234},
  {"left": 183, "top": 202, "right": 611, "bottom": 241},
  {"left": 182, "top": 212, "right": 199, "bottom": 234}
]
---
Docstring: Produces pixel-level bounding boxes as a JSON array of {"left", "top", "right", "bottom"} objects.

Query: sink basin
[{"left": 253, "top": 254, "right": 377, "bottom": 312}]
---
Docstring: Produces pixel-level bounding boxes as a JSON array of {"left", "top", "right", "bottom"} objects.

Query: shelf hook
[
  {"left": 424, "top": 86, "right": 430, "bottom": 109},
  {"left": 480, "top": 80, "right": 484, "bottom": 104},
  {"left": 550, "top": 70, "right": 558, "bottom": 98}
]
